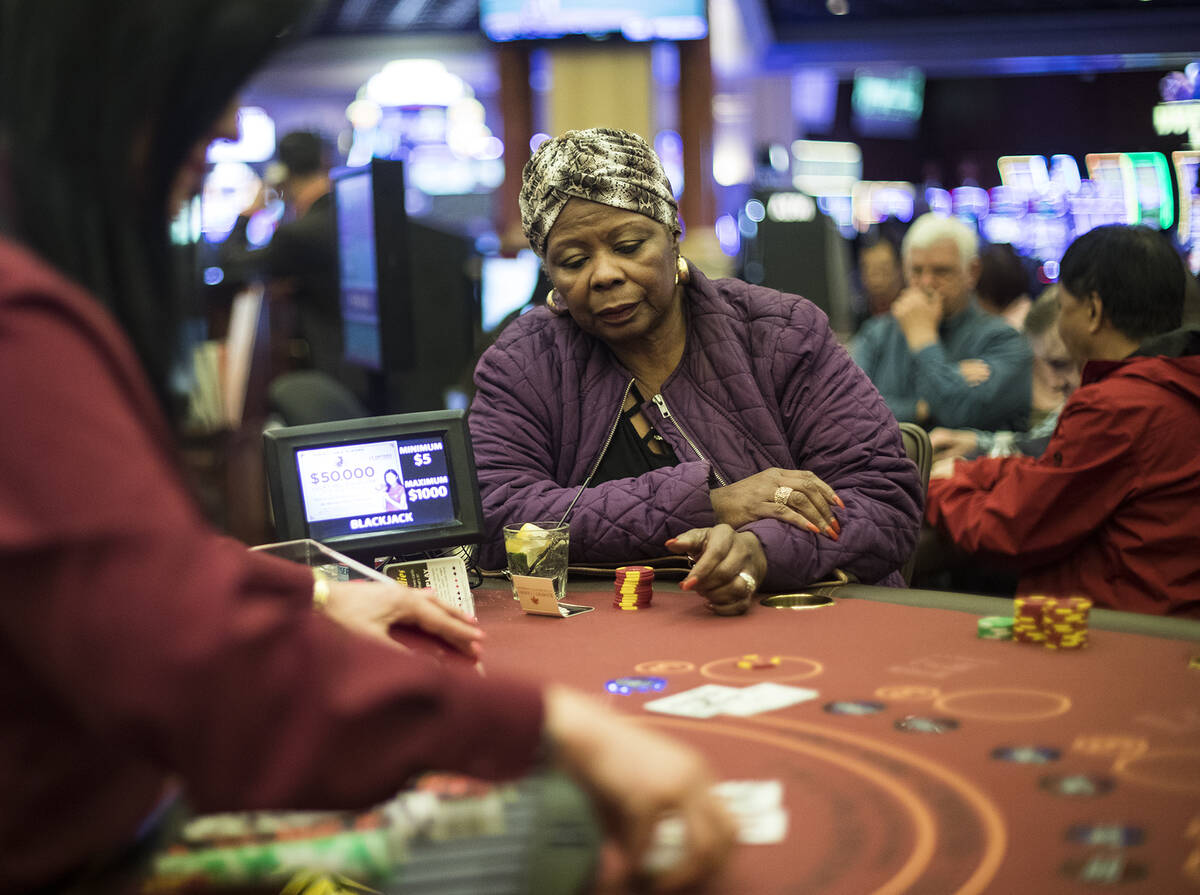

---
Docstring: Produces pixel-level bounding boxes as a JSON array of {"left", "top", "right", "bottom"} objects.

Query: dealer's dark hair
[
  {"left": 1058, "top": 224, "right": 1185, "bottom": 342},
  {"left": 277, "top": 130, "right": 327, "bottom": 180},
  {"left": 0, "top": 0, "right": 320, "bottom": 411}
]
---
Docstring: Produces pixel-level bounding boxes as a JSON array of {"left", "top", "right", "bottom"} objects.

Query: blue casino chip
[
  {"left": 991, "top": 745, "right": 1062, "bottom": 764},
  {"left": 1066, "top": 824, "right": 1145, "bottom": 847},
  {"left": 824, "top": 700, "right": 886, "bottom": 715},
  {"left": 606, "top": 676, "right": 668, "bottom": 695}
]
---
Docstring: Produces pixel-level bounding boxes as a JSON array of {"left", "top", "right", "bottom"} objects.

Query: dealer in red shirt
[{"left": 926, "top": 224, "right": 1200, "bottom": 618}]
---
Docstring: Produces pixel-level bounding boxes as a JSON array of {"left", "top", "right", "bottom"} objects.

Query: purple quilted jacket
[{"left": 469, "top": 266, "right": 922, "bottom": 590}]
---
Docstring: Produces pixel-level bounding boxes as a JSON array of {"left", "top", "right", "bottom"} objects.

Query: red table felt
[{"left": 474, "top": 583, "right": 1200, "bottom": 895}]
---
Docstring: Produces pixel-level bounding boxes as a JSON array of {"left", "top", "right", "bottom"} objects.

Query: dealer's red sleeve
[{"left": 0, "top": 247, "right": 544, "bottom": 817}]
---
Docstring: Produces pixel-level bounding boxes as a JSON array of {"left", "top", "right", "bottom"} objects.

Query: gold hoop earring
[
  {"left": 675, "top": 255, "right": 690, "bottom": 285},
  {"left": 545, "top": 289, "right": 568, "bottom": 316}
]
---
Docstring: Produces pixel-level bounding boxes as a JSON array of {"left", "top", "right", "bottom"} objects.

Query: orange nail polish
[
  {"left": 806, "top": 521, "right": 820, "bottom": 534},
  {"left": 825, "top": 527, "right": 839, "bottom": 541},
  {"left": 830, "top": 517, "right": 841, "bottom": 535},
  {"left": 835, "top": 495, "right": 846, "bottom": 509}
]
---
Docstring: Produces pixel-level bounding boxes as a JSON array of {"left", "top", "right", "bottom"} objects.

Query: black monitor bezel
[
  {"left": 263, "top": 409, "right": 484, "bottom": 561},
  {"left": 332, "top": 158, "right": 414, "bottom": 374}
]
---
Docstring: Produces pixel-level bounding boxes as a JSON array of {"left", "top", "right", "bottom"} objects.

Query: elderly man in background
[
  {"left": 852, "top": 214, "right": 1032, "bottom": 430},
  {"left": 926, "top": 225, "right": 1200, "bottom": 617}
]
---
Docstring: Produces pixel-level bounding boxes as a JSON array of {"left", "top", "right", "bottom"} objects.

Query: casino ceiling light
[{"left": 365, "top": 59, "right": 470, "bottom": 108}]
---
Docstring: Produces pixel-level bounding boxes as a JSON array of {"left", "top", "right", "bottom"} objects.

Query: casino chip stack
[
  {"left": 1044, "top": 596, "right": 1091, "bottom": 650},
  {"left": 977, "top": 616, "right": 1014, "bottom": 640},
  {"left": 1013, "top": 596, "right": 1051, "bottom": 644},
  {"left": 1013, "top": 595, "right": 1091, "bottom": 649},
  {"left": 614, "top": 565, "right": 655, "bottom": 610}
]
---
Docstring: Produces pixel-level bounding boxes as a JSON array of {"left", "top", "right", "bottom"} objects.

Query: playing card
[
  {"left": 642, "top": 684, "right": 742, "bottom": 718},
  {"left": 720, "top": 682, "right": 820, "bottom": 717}
]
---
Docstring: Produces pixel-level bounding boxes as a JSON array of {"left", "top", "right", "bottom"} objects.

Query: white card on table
[
  {"left": 720, "top": 682, "right": 820, "bottom": 717},
  {"left": 643, "top": 684, "right": 742, "bottom": 719},
  {"left": 712, "top": 780, "right": 789, "bottom": 845},
  {"left": 512, "top": 575, "right": 594, "bottom": 617}
]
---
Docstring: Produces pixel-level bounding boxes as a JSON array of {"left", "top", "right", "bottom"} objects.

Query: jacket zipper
[
  {"left": 556, "top": 378, "right": 634, "bottom": 524},
  {"left": 651, "top": 393, "right": 730, "bottom": 487}
]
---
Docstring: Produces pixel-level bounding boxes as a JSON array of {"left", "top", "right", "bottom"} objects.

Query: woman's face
[
  {"left": 543, "top": 198, "right": 680, "bottom": 347},
  {"left": 384, "top": 470, "right": 400, "bottom": 487}
]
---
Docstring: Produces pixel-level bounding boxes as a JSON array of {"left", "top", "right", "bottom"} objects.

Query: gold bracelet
[{"left": 312, "top": 574, "right": 331, "bottom": 611}]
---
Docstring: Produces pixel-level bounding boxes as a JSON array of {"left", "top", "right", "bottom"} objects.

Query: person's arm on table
[
  {"left": 318, "top": 579, "right": 484, "bottom": 659},
  {"left": 737, "top": 303, "right": 923, "bottom": 590},
  {"left": 926, "top": 395, "right": 1138, "bottom": 566}
]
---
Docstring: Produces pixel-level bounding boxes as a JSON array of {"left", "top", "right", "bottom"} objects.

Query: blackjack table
[{"left": 474, "top": 578, "right": 1200, "bottom": 895}]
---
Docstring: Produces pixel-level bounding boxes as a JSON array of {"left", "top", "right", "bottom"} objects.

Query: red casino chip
[{"left": 613, "top": 566, "right": 655, "bottom": 609}]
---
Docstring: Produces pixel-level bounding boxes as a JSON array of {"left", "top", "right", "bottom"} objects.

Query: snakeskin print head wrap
[{"left": 519, "top": 127, "right": 680, "bottom": 258}]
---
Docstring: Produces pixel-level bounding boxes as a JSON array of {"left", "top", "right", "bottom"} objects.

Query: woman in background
[{"left": 0, "top": 2, "right": 731, "bottom": 890}]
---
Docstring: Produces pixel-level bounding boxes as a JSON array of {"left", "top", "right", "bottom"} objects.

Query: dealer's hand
[
  {"left": 930, "top": 427, "right": 979, "bottom": 462},
  {"left": 666, "top": 525, "right": 768, "bottom": 616},
  {"left": 321, "top": 581, "right": 484, "bottom": 659},
  {"left": 544, "top": 685, "right": 736, "bottom": 891},
  {"left": 891, "top": 287, "right": 943, "bottom": 352},
  {"left": 711, "top": 468, "right": 841, "bottom": 539}
]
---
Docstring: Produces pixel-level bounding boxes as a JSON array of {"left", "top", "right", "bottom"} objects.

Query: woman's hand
[
  {"left": 321, "top": 581, "right": 484, "bottom": 659},
  {"left": 543, "top": 686, "right": 736, "bottom": 891},
  {"left": 666, "top": 525, "right": 768, "bottom": 616},
  {"left": 711, "top": 468, "right": 842, "bottom": 539}
]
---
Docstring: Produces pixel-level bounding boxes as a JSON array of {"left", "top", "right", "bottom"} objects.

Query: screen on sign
[
  {"left": 480, "top": 0, "right": 706, "bottom": 41},
  {"left": 264, "top": 409, "right": 484, "bottom": 561},
  {"left": 296, "top": 435, "right": 455, "bottom": 542}
]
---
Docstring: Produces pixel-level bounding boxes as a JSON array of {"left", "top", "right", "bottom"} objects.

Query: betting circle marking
[
  {"left": 643, "top": 716, "right": 941, "bottom": 895},
  {"left": 634, "top": 660, "right": 696, "bottom": 675},
  {"left": 874, "top": 685, "right": 941, "bottom": 702},
  {"left": 700, "top": 655, "right": 823, "bottom": 683},
  {"left": 753, "top": 714, "right": 1008, "bottom": 895},
  {"left": 1113, "top": 748, "right": 1200, "bottom": 795},
  {"left": 932, "top": 688, "right": 1071, "bottom": 722}
]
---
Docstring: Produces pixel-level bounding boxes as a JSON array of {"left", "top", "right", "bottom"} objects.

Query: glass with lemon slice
[{"left": 503, "top": 521, "right": 570, "bottom": 602}]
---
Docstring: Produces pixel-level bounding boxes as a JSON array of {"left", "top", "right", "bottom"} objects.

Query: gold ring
[
  {"left": 738, "top": 571, "right": 757, "bottom": 594},
  {"left": 773, "top": 485, "right": 793, "bottom": 508}
]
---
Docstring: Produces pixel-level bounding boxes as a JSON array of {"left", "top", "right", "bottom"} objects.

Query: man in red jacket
[{"left": 926, "top": 225, "right": 1200, "bottom": 617}]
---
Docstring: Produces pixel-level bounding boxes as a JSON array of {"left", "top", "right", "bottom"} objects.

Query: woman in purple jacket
[{"left": 471, "top": 129, "right": 923, "bottom": 614}]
